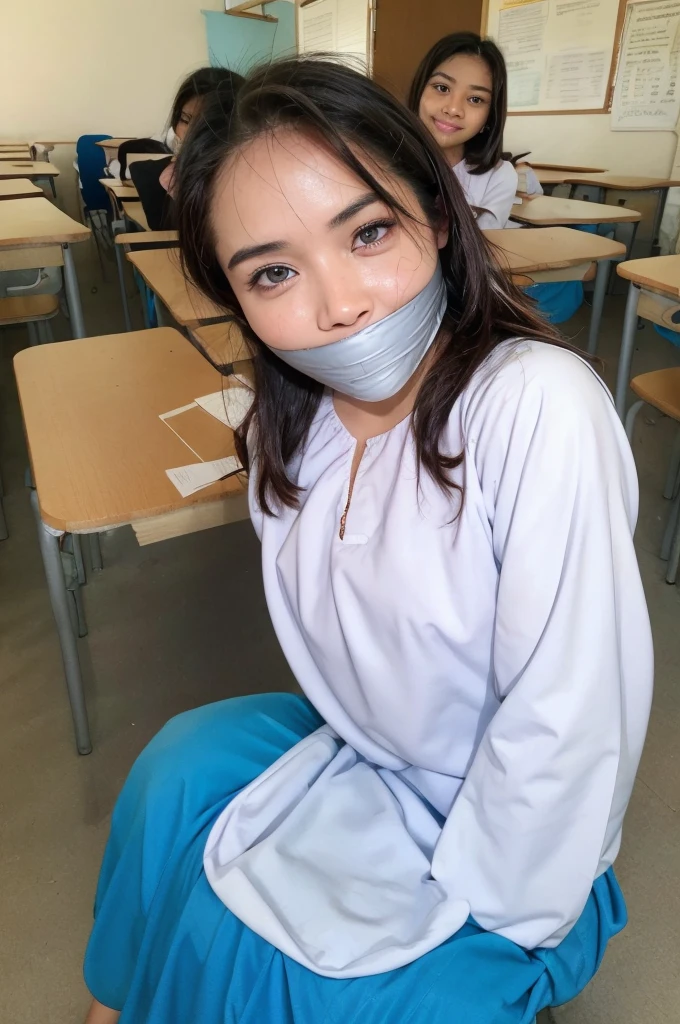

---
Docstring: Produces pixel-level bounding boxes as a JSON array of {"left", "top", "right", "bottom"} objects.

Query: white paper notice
[
  {"left": 611, "top": 0, "right": 680, "bottom": 131},
  {"left": 545, "top": 49, "right": 608, "bottom": 107},
  {"left": 489, "top": 0, "right": 621, "bottom": 112},
  {"left": 194, "top": 387, "right": 253, "bottom": 430},
  {"left": 498, "top": 1, "right": 548, "bottom": 108},
  {"left": 299, "top": 0, "right": 337, "bottom": 52},
  {"left": 166, "top": 456, "right": 242, "bottom": 498}
]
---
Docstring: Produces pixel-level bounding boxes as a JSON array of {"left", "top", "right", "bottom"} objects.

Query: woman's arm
[
  {"left": 474, "top": 161, "right": 519, "bottom": 229},
  {"left": 434, "top": 343, "right": 653, "bottom": 949}
]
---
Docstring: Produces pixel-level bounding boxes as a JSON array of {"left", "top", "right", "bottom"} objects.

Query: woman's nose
[{"left": 316, "top": 266, "right": 372, "bottom": 334}]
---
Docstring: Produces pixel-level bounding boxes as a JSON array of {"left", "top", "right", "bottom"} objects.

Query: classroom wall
[
  {"left": 0, "top": 0, "right": 224, "bottom": 217},
  {"left": 503, "top": 114, "right": 677, "bottom": 178},
  {"left": 204, "top": 2, "right": 296, "bottom": 72}
]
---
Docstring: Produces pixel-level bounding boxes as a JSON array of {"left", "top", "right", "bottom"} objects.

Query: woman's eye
[
  {"left": 253, "top": 265, "right": 296, "bottom": 289},
  {"left": 434, "top": 83, "right": 448, "bottom": 94},
  {"left": 355, "top": 223, "right": 390, "bottom": 248},
  {"left": 469, "top": 95, "right": 485, "bottom": 105}
]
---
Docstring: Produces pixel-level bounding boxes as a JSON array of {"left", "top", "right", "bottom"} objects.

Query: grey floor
[{"left": 0, "top": 243, "right": 679, "bottom": 1023}]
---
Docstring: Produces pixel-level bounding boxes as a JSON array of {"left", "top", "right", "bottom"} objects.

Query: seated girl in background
[
  {"left": 83, "top": 56, "right": 652, "bottom": 1024},
  {"left": 128, "top": 67, "right": 244, "bottom": 229},
  {"left": 410, "top": 33, "right": 585, "bottom": 324},
  {"left": 408, "top": 33, "right": 517, "bottom": 229}
]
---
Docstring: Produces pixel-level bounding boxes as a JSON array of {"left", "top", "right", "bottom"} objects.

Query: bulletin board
[{"left": 483, "top": 0, "right": 628, "bottom": 115}]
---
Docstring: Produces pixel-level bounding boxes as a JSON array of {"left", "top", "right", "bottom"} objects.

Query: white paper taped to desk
[
  {"left": 166, "top": 456, "right": 242, "bottom": 498},
  {"left": 195, "top": 387, "right": 253, "bottom": 429}
]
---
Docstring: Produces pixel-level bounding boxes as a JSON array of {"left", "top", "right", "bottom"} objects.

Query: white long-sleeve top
[
  {"left": 452, "top": 158, "right": 519, "bottom": 228},
  {"left": 205, "top": 339, "right": 653, "bottom": 978}
]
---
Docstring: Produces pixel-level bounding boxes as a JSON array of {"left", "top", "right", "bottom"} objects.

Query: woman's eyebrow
[
  {"left": 430, "top": 71, "right": 492, "bottom": 94},
  {"left": 227, "top": 240, "right": 287, "bottom": 270},
  {"left": 327, "top": 192, "right": 381, "bottom": 229}
]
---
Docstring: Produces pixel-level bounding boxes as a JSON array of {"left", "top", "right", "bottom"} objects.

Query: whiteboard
[
  {"left": 485, "top": 0, "right": 625, "bottom": 114},
  {"left": 611, "top": 0, "right": 680, "bottom": 130},
  {"left": 298, "top": 0, "right": 370, "bottom": 68}
]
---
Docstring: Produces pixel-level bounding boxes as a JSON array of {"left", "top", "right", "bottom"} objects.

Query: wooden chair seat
[
  {"left": 0, "top": 293, "right": 59, "bottom": 325},
  {"left": 190, "top": 321, "right": 252, "bottom": 371},
  {"left": 631, "top": 367, "right": 680, "bottom": 422}
]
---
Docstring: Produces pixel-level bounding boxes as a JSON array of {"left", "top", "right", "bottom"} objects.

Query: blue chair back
[{"left": 76, "top": 134, "right": 112, "bottom": 213}]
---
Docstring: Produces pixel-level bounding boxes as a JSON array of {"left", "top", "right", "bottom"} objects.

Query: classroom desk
[
  {"left": 0, "top": 160, "right": 60, "bottom": 197},
  {"left": 614, "top": 255, "right": 680, "bottom": 418},
  {"left": 531, "top": 163, "right": 608, "bottom": 173},
  {"left": 113, "top": 230, "right": 178, "bottom": 332},
  {"left": 0, "top": 151, "right": 32, "bottom": 161},
  {"left": 564, "top": 174, "right": 680, "bottom": 256},
  {"left": 14, "top": 327, "right": 248, "bottom": 753},
  {"left": 95, "top": 138, "right": 133, "bottom": 149},
  {"left": 126, "top": 247, "right": 227, "bottom": 327},
  {"left": 0, "top": 197, "right": 91, "bottom": 337},
  {"left": 99, "top": 177, "right": 139, "bottom": 201},
  {"left": 510, "top": 196, "right": 641, "bottom": 226},
  {"left": 534, "top": 168, "right": 572, "bottom": 186},
  {"left": 121, "top": 201, "right": 150, "bottom": 232},
  {"left": 486, "top": 227, "right": 626, "bottom": 353},
  {"left": 0, "top": 178, "right": 43, "bottom": 199}
]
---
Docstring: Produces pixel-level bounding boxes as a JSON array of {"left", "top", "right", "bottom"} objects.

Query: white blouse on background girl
[{"left": 452, "top": 159, "right": 518, "bottom": 229}]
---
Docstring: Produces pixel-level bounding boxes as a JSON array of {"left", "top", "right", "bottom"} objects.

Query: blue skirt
[{"left": 85, "top": 693, "right": 627, "bottom": 1023}]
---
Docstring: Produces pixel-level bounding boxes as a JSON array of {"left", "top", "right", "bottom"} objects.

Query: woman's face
[
  {"left": 175, "top": 96, "right": 201, "bottom": 142},
  {"left": 418, "top": 53, "right": 493, "bottom": 157},
  {"left": 210, "top": 130, "right": 443, "bottom": 352}
]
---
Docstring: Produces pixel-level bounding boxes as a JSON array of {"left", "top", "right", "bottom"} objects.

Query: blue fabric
[
  {"left": 84, "top": 693, "right": 627, "bottom": 1024},
  {"left": 654, "top": 324, "right": 680, "bottom": 347},
  {"left": 524, "top": 223, "right": 599, "bottom": 325},
  {"left": 75, "top": 134, "right": 112, "bottom": 214}
]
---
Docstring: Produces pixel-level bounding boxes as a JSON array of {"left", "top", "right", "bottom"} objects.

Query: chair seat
[
  {"left": 631, "top": 367, "right": 680, "bottom": 422},
  {"left": 0, "top": 293, "right": 59, "bottom": 325}
]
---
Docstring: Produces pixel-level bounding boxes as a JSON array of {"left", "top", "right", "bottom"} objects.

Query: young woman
[
  {"left": 128, "top": 67, "right": 244, "bottom": 229},
  {"left": 83, "top": 57, "right": 653, "bottom": 1024},
  {"left": 409, "top": 33, "right": 518, "bottom": 229}
]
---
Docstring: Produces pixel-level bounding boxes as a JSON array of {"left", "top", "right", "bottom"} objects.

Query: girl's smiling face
[
  {"left": 418, "top": 53, "right": 493, "bottom": 160},
  {"left": 210, "top": 129, "right": 444, "bottom": 352}
]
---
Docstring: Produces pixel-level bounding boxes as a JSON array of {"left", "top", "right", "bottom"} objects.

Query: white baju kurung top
[
  {"left": 452, "top": 159, "right": 519, "bottom": 228},
  {"left": 205, "top": 340, "right": 653, "bottom": 979}
]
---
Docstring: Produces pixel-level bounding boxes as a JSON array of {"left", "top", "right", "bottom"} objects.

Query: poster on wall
[
  {"left": 611, "top": 0, "right": 680, "bottom": 130},
  {"left": 298, "top": 0, "right": 369, "bottom": 67},
  {"left": 486, "top": 0, "right": 623, "bottom": 114}
]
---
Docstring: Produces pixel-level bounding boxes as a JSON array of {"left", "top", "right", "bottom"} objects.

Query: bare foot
[{"left": 84, "top": 997, "right": 120, "bottom": 1024}]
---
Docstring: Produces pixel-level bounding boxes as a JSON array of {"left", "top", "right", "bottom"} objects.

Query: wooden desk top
[
  {"left": 115, "top": 230, "right": 178, "bottom": 246},
  {"left": 14, "top": 328, "right": 245, "bottom": 532},
  {"left": 94, "top": 140, "right": 133, "bottom": 149},
  {"left": 565, "top": 173, "right": 680, "bottom": 190},
  {"left": 535, "top": 168, "right": 572, "bottom": 185},
  {"left": 510, "top": 196, "right": 641, "bottom": 225},
  {"left": 0, "top": 161, "right": 60, "bottom": 180},
  {"left": 126, "top": 247, "right": 227, "bottom": 325},
  {"left": 0, "top": 151, "right": 32, "bottom": 160},
  {"left": 531, "top": 163, "right": 608, "bottom": 173},
  {"left": 100, "top": 177, "right": 139, "bottom": 200},
  {"left": 616, "top": 255, "right": 680, "bottom": 297},
  {"left": 0, "top": 178, "right": 43, "bottom": 199},
  {"left": 0, "top": 197, "right": 91, "bottom": 248},
  {"left": 485, "top": 227, "right": 626, "bottom": 273},
  {"left": 191, "top": 322, "right": 251, "bottom": 367},
  {"left": 122, "top": 202, "right": 150, "bottom": 231}
]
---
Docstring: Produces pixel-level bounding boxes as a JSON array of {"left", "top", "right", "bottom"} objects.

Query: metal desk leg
[
  {"left": 615, "top": 282, "right": 641, "bottom": 420},
  {"left": 30, "top": 490, "right": 92, "bottom": 755},
  {"left": 649, "top": 188, "right": 668, "bottom": 256},
  {"left": 62, "top": 244, "right": 86, "bottom": 339},
  {"left": 587, "top": 259, "right": 610, "bottom": 355},
  {"left": 114, "top": 241, "right": 133, "bottom": 332},
  {"left": 89, "top": 534, "right": 103, "bottom": 572}
]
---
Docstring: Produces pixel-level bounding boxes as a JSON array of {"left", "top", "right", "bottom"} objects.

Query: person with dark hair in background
[
  {"left": 409, "top": 32, "right": 518, "bottom": 228},
  {"left": 82, "top": 56, "right": 652, "bottom": 1024},
  {"left": 128, "top": 67, "right": 244, "bottom": 230}
]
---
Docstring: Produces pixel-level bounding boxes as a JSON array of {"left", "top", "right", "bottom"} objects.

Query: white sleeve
[
  {"left": 433, "top": 344, "right": 653, "bottom": 949},
  {"left": 474, "top": 162, "right": 519, "bottom": 229}
]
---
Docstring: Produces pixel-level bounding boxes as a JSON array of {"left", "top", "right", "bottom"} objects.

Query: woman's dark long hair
[
  {"left": 169, "top": 67, "right": 244, "bottom": 132},
  {"left": 176, "top": 56, "right": 561, "bottom": 515},
  {"left": 408, "top": 33, "right": 507, "bottom": 175}
]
